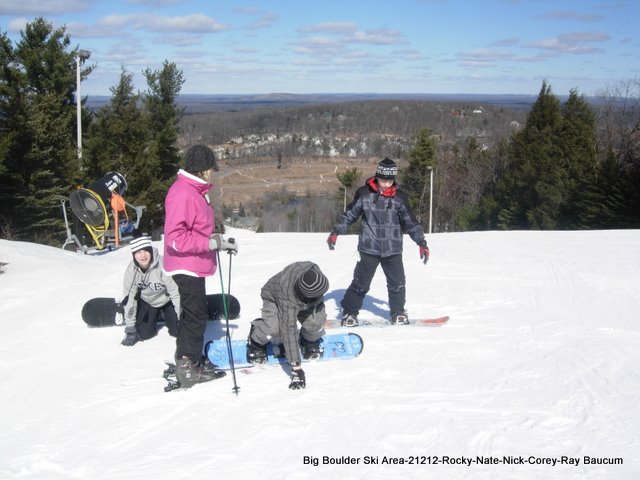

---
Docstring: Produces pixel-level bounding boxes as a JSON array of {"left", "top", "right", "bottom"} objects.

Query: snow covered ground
[{"left": 0, "top": 228, "right": 638, "bottom": 480}]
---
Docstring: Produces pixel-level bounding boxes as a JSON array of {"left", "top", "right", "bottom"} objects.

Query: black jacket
[{"left": 333, "top": 177, "right": 425, "bottom": 258}]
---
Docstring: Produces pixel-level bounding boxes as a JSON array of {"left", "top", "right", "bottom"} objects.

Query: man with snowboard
[
  {"left": 247, "top": 262, "right": 329, "bottom": 390},
  {"left": 327, "top": 157, "right": 430, "bottom": 326},
  {"left": 121, "top": 236, "right": 181, "bottom": 346}
]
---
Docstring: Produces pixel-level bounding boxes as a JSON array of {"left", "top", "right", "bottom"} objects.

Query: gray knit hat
[{"left": 297, "top": 266, "right": 329, "bottom": 300}]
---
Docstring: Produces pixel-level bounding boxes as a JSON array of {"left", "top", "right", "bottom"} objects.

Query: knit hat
[
  {"left": 297, "top": 266, "right": 329, "bottom": 300},
  {"left": 130, "top": 236, "right": 153, "bottom": 255},
  {"left": 375, "top": 157, "right": 398, "bottom": 180},
  {"left": 185, "top": 144, "right": 219, "bottom": 174}
]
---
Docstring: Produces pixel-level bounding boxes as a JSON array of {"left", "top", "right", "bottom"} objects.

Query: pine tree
[
  {"left": 0, "top": 31, "right": 26, "bottom": 235},
  {"left": 402, "top": 127, "right": 436, "bottom": 229},
  {"left": 495, "top": 81, "right": 565, "bottom": 229},
  {"left": 133, "top": 60, "right": 185, "bottom": 230},
  {"left": 591, "top": 78, "right": 640, "bottom": 228},
  {"left": 487, "top": 81, "right": 602, "bottom": 230},
  {"left": 143, "top": 60, "right": 185, "bottom": 179},
  {"left": 0, "top": 18, "right": 90, "bottom": 243},
  {"left": 559, "top": 89, "right": 598, "bottom": 227},
  {"left": 336, "top": 167, "right": 360, "bottom": 212},
  {"left": 85, "top": 68, "right": 147, "bottom": 184}
]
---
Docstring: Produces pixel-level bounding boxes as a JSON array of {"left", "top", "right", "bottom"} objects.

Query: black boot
[
  {"left": 300, "top": 336, "right": 324, "bottom": 360},
  {"left": 247, "top": 340, "right": 267, "bottom": 364},
  {"left": 174, "top": 356, "right": 226, "bottom": 388},
  {"left": 197, "top": 356, "right": 224, "bottom": 376},
  {"left": 390, "top": 311, "right": 410, "bottom": 325},
  {"left": 247, "top": 322, "right": 268, "bottom": 364}
]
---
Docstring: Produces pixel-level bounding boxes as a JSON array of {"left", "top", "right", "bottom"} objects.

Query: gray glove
[{"left": 209, "top": 234, "right": 238, "bottom": 255}]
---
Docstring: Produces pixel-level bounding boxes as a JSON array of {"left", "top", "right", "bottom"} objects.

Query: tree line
[
  {"left": 218, "top": 79, "right": 639, "bottom": 234},
  {"left": 1, "top": 18, "right": 638, "bottom": 247},
  {"left": 410, "top": 80, "right": 640, "bottom": 232},
  {"left": 0, "top": 18, "right": 183, "bottom": 243}
]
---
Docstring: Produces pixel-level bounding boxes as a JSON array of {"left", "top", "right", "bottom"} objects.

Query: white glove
[{"left": 209, "top": 234, "right": 238, "bottom": 255}]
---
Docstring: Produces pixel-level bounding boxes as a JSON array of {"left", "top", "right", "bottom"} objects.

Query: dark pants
[
  {"left": 341, "top": 252, "right": 406, "bottom": 317},
  {"left": 173, "top": 274, "right": 208, "bottom": 361},
  {"left": 136, "top": 300, "right": 179, "bottom": 340}
]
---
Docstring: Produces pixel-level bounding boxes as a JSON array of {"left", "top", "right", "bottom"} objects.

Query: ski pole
[
  {"left": 216, "top": 249, "right": 240, "bottom": 395},
  {"left": 226, "top": 238, "right": 235, "bottom": 310}
]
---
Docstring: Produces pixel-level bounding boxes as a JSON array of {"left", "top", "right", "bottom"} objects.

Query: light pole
[
  {"left": 76, "top": 49, "right": 91, "bottom": 169},
  {"left": 339, "top": 186, "right": 347, "bottom": 212},
  {"left": 427, "top": 166, "right": 433, "bottom": 234}
]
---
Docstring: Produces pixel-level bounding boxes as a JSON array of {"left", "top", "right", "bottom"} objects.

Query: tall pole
[
  {"left": 343, "top": 187, "right": 347, "bottom": 212},
  {"left": 428, "top": 166, "right": 433, "bottom": 234},
  {"left": 76, "top": 55, "right": 82, "bottom": 169},
  {"left": 75, "top": 50, "right": 90, "bottom": 171}
]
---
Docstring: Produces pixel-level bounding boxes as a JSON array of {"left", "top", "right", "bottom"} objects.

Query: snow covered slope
[{"left": 0, "top": 229, "right": 638, "bottom": 479}]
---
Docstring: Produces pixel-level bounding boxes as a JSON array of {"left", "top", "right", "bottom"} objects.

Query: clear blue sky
[{"left": 1, "top": 0, "right": 638, "bottom": 97}]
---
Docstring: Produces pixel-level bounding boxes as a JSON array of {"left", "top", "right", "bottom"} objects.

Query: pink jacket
[{"left": 163, "top": 170, "right": 217, "bottom": 277}]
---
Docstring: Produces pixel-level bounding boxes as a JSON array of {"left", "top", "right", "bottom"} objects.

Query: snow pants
[
  {"left": 135, "top": 299, "right": 179, "bottom": 340},
  {"left": 250, "top": 299, "right": 326, "bottom": 356},
  {"left": 173, "top": 274, "right": 208, "bottom": 362},
  {"left": 341, "top": 251, "right": 406, "bottom": 317}
]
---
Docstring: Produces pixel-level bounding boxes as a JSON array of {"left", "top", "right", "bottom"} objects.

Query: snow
[{"left": 1, "top": 229, "right": 639, "bottom": 479}]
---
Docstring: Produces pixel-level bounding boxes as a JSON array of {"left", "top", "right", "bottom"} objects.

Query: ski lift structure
[{"left": 62, "top": 172, "right": 146, "bottom": 254}]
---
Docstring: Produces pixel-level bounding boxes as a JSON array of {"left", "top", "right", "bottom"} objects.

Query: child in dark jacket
[{"left": 327, "top": 158, "right": 430, "bottom": 326}]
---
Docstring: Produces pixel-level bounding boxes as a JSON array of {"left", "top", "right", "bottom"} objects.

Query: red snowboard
[{"left": 323, "top": 316, "right": 449, "bottom": 328}]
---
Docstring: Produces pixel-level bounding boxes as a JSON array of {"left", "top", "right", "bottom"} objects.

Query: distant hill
[{"left": 86, "top": 92, "right": 542, "bottom": 113}]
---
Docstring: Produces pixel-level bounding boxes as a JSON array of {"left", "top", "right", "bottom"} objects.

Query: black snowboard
[{"left": 81, "top": 294, "right": 241, "bottom": 327}]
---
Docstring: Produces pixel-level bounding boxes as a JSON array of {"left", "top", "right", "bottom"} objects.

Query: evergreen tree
[
  {"left": 336, "top": 167, "right": 360, "bottom": 212},
  {"left": 401, "top": 127, "right": 436, "bottom": 230},
  {"left": 0, "top": 18, "right": 91, "bottom": 243},
  {"left": 590, "top": 78, "right": 640, "bottom": 228},
  {"left": 85, "top": 68, "right": 147, "bottom": 183},
  {"left": 0, "top": 31, "right": 25, "bottom": 235},
  {"left": 142, "top": 60, "right": 184, "bottom": 178},
  {"left": 133, "top": 60, "right": 185, "bottom": 230},
  {"left": 559, "top": 89, "right": 598, "bottom": 227},
  {"left": 484, "top": 81, "right": 601, "bottom": 230},
  {"left": 494, "top": 81, "right": 565, "bottom": 229}
]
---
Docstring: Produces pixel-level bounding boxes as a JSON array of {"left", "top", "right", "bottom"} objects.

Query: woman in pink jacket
[{"left": 163, "top": 144, "right": 238, "bottom": 388}]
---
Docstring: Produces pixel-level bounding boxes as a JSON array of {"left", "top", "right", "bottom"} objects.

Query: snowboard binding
[{"left": 162, "top": 361, "right": 181, "bottom": 391}]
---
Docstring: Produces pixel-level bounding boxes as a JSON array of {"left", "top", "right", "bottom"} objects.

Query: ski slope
[{"left": 0, "top": 229, "right": 638, "bottom": 479}]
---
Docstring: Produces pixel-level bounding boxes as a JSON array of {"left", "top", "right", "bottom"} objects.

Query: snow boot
[
  {"left": 300, "top": 336, "right": 324, "bottom": 360},
  {"left": 198, "top": 356, "right": 223, "bottom": 376},
  {"left": 390, "top": 311, "right": 410, "bottom": 325},
  {"left": 341, "top": 312, "right": 359, "bottom": 327},
  {"left": 246, "top": 340, "right": 268, "bottom": 364},
  {"left": 174, "top": 356, "right": 225, "bottom": 388}
]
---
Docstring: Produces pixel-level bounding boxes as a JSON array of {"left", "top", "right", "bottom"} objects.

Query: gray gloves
[{"left": 209, "top": 234, "right": 238, "bottom": 255}]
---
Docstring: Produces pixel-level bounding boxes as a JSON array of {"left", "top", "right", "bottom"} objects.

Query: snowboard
[
  {"left": 81, "top": 293, "right": 241, "bottom": 327},
  {"left": 323, "top": 315, "right": 449, "bottom": 329},
  {"left": 205, "top": 332, "right": 364, "bottom": 370}
]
